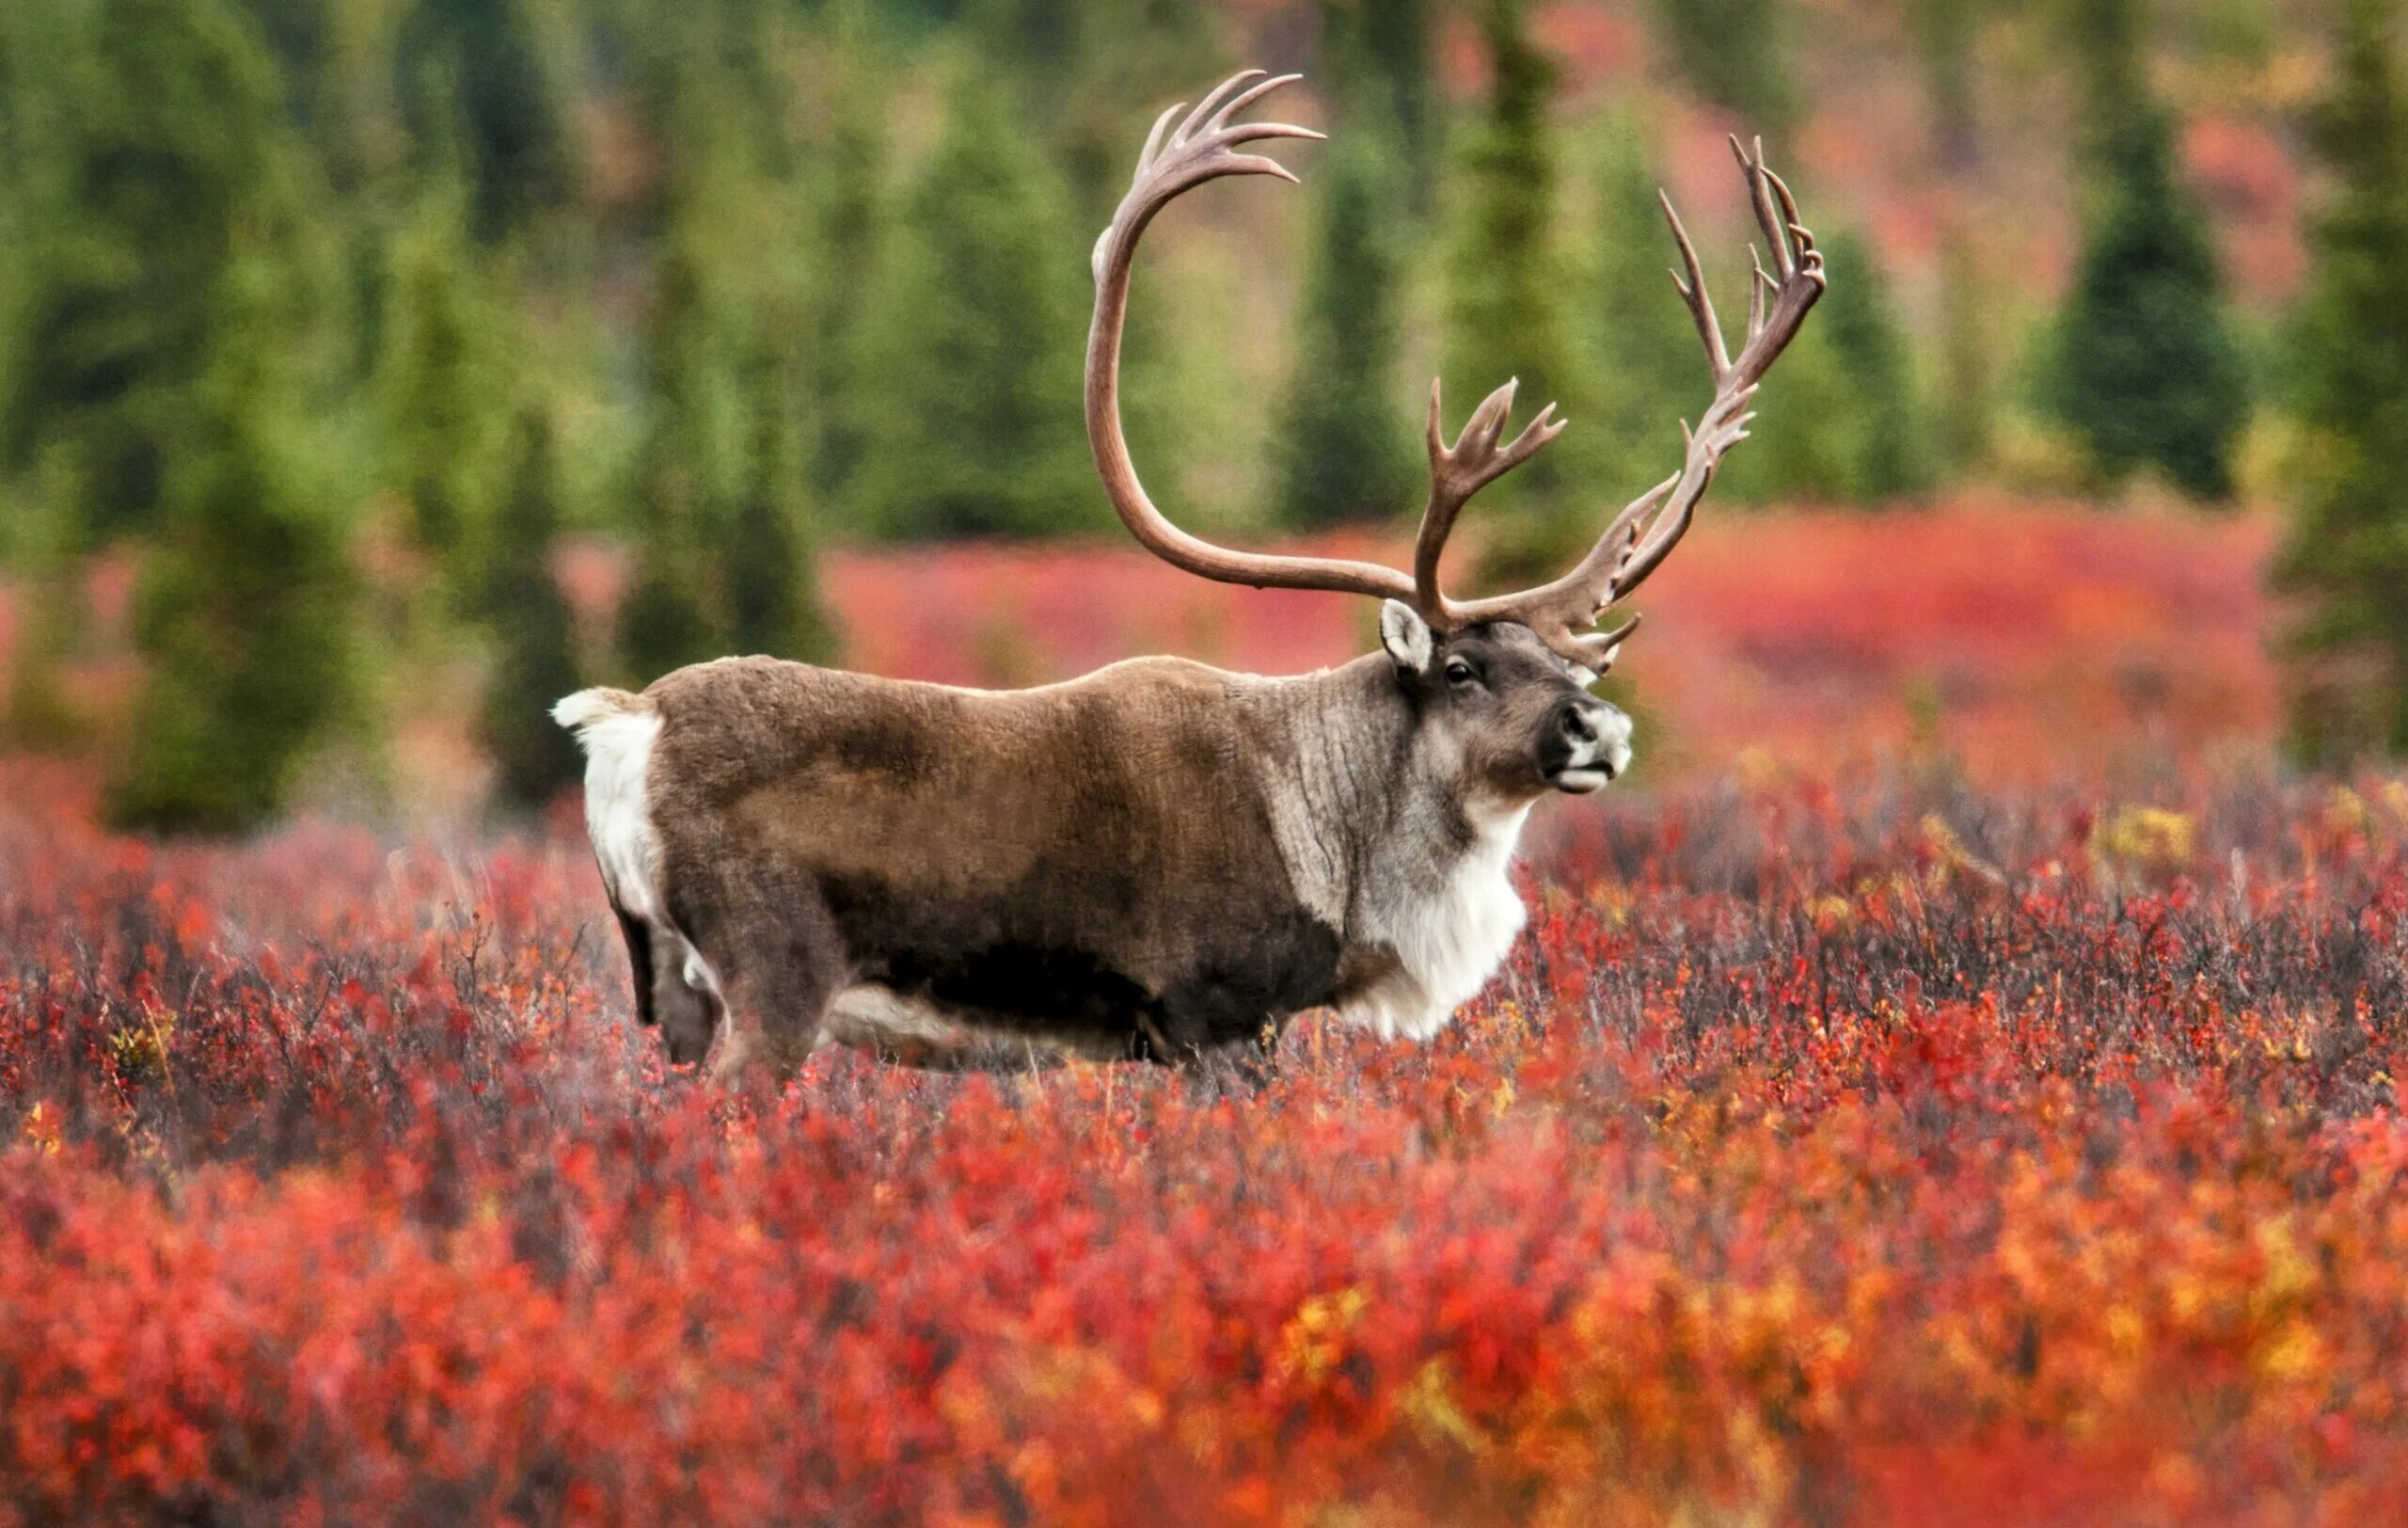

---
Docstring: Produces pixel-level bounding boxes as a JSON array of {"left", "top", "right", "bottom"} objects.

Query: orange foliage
[{"left": 8, "top": 741, "right": 2408, "bottom": 1521}]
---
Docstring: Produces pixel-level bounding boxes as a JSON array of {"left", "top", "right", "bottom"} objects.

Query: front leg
[{"left": 1172, "top": 1017, "right": 1290, "bottom": 1098}]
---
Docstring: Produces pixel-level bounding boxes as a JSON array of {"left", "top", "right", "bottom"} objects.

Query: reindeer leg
[{"left": 686, "top": 869, "right": 848, "bottom": 1094}]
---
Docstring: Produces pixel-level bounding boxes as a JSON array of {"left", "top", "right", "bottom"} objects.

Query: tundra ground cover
[{"left": 6, "top": 748, "right": 2408, "bottom": 1524}]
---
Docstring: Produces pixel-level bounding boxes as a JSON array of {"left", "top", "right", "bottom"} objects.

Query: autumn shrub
[{"left": 7, "top": 755, "right": 2408, "bottom": 1523}]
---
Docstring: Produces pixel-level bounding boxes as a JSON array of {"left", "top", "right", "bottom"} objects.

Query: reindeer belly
[{"left": 832, "top": 878, "right": 1348, "bottom": 1060}]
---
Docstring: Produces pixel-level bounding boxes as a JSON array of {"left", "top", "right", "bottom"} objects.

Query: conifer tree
[
  {"left": 1447, "top": 0, "right": 1576, "bottom": 529},
  {"left": 621, "top": 238, "right": 741, "bottom": 680},
  {"left": 2043, "top": 0, "right": 2250, "bottom": 500},
  {"left": 728, "top": 335, "right": 837, "bottom": 663},
  {"left": 1580, "top": 115, "right": 1706, "bottom": 489},
  {"left": 1324, "top": 0, "right": 1440, "bottom": 197},
  {"left": 109, "top": 252, "right": 358, "bottom": 833},
  {"left": 377, "top": 168, "right": 505, "bottom": 563},
  {"left": 856, "top": 63, "right": 1091, "bottom": 539},
  {"left": 1648, "top": 0, "right": 1800, "bottom": 139},
  {"left": 393, "top": 0, "right": 572, "bottom": 243},
  {"left": 1275, "top": 107, "right": 1418, "bottom": 528},
  {"left": 2, "top": 0, "right": 324, "bottom": 542},
  {"left": 478, "top": 405, "right": 585, "bottom": 808},
  {"left": 1817, "top": 231, "right": 1934, "bottom": 501},
  {"left": 802, "top": 0, "right": 888, "bottom": 514},
  {"left": 2273, "top": 0, "right": 2408, "bottom": 760}
]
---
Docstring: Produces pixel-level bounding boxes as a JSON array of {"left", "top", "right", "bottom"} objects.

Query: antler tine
[
  {"left": 1176, "top": 69, "right": 1263, "bottom": 144},
  {"left": 1207, "top": 72, "right": 1303, "bottom": 134},
  {"left": 1660, "top": 191, "right": 1730, "bottom": 385},
  {"left": 1735, "top": 135, "right": 1795, "bottom": 281},
  {"left": 1440, "top": 140, "right": 1823, "bottom": 675},
  {"left": 1087, "top": 71, "right": 1418, "bottom": 605},
  {"left": 1410, "top": 378, "right": 1568, "bottom": 625},
  {"left": 1135, "top": 102, "right": 1183, "bottom": 181}
]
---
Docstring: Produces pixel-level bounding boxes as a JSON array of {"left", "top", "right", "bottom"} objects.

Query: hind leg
[
  {"left": 612, "top": 907, "right": 657, "bottom": 1029},
  {"left": 688, "top": 877, "right": 848, "bottom": 1093},
  {"left": 707, "top": 954, "right": 840, "bottom": 1091},
  {"left": 653, "top": 943, "right": 721, "bottom": 1068},
  {"left": 617, "top": 907, "right": 722, "bottom": 1068}
]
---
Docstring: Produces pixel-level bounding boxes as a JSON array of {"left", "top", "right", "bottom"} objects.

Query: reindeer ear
[{"left": 1378, "top": 600, "right": 1434, "bottom": 676}]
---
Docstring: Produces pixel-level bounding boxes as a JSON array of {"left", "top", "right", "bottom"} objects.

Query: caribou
[{"left": 557, "top": 70, "right": 1826, "bottom": 1086}]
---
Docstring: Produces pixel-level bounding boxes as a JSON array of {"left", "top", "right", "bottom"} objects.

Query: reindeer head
[
  {"left": 1084, "top": 71, "right": 1826, "bottom": 795},
  {"left": 1375, "top": 600, "right": 1631, "bottom": 801}
]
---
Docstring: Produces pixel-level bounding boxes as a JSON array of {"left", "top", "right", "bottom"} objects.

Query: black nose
[{"left": 1559, "top": 702, "right": 1598, "bottom": 744}]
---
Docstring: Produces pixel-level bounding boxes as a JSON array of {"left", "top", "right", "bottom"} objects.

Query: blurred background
[{"left": 0, "top": 0, "right": 2402, "bottom": 829}]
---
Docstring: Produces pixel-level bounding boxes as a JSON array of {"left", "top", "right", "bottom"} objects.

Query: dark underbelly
[{"left": 861, "top": 923, "right": 1347, "bottom": 1061}]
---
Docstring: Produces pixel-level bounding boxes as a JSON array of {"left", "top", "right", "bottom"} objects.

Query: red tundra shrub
[{"left": 9, "top": 752, "right": 2408, "bottom": 1522}]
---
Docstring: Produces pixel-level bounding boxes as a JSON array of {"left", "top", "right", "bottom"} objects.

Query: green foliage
[
  {"left": 1323, "top": 0, "right": 1439, "bottom": 196},
  {"left": 376, "top": 170, "right": 508, "bottom": 562},
  {"left": 1909, "top": 0, "right": 1985, "bottom": 166},
  {"left": 3, "top": 575, "right": 87, "bottom": 754},
  {"left": 963, "top": 0, "right": 1216, "bottom": 225},
  {"left": 1577, "top": 115, "right": 1707, "bottom": 494},
  {"left": 1817, "top": 231, "right": 1936, "bottom": 502},
  {"left": 728, "top": 337, "right": 837, "bottom": 663},
  {"left": 855, "top": 63, "right": 1092, "bottom": 539},
  {"left": 800, "top": 0, "right": 888, "bottom": 510},
  {"left": 393, "top": 0, "right": 573, "bottom": 243},
  {"left": 109, "top": 253, "right": 358, "bottom": 833},
  {"left": 1713, "top": 314, "right": 1855, "bottom": 504},
  {"left": 2, "top": 0, "right": 326, "bottom": 543},
  {"left": 2042, "top": 0, "right": 2252, "bottom": 500},
  {"left": 1648, "top": 0, "right": 1799, "bottom": 138},
  {"left": 1448, "top": 0, "right": 1575, "bottom": 546},
  {"left": 477, "top": 406, "right": 585, "bottom": 809},
  {"left": 2273, "top": 0, "right": 2408, "bottom": 761},
  {"left": 1275, "top": 110, "right": 1418, "bottom": 528},
  {"left": 621, "top": 236, "right": 745, "bottom": 680}
]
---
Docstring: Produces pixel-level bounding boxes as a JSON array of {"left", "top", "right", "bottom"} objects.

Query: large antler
[
  {"left": 1086, "top": 72, "right": 1827, "bottom": 675},
  {"left": 1086, "top": 72, "right": 1415, "bottom": 603}
]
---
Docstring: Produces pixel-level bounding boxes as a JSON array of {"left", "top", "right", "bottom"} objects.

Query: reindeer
[{"left": 556, "top": 71, "right": 1825, "bottom": 1086}]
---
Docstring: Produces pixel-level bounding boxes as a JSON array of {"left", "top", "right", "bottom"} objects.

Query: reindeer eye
[{"left": 1444, "top": 660, "right": 1477, "bottom": 687}]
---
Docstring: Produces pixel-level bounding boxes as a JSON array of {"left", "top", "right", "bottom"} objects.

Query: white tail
[
  {"left": 553, "top": 688, "right": 666, "bottom": 927},
  {"left": 552, "top": 686, "right": 646, "bottom": 740}
]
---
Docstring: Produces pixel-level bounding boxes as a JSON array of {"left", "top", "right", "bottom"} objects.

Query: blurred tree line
[{"left": 0, "top": 0, "right": 2398, "bottom": 826}]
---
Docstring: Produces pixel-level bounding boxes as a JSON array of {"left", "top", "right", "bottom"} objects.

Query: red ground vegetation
[{"left": 8, "top": 735, "right": 2408, "bottom": 1522}]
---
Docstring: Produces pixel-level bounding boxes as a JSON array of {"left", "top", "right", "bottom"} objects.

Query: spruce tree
[
  {"left": 478, "top": 405, "right": 585, "bottom": 809},
  {"left": 1580, "top": 114, "right": 1707, "bottom": 490},
  {"left": 728, "top": 334, "right": 837, "bottom": 662},
  {"left": 800, "top": 0, "right": 887, "bottom": 513},
  {"left": 109, "top": 251, "right": 357, "bottom": 833},
  {"left": 1447, "top": 0, "right": 1576, "bottom": 530},
  {"left": 393, "top": 0, "right": 572, "bottom": 243},
  {"left": 621, "top": 237, "right": 741, "bottom": 680},
  {"left": 2043, "top": 0, "right": 2251, "bottom": 500},
  {"left": 377, "top": 168, "right": 505, "bottom": 563},
  {"left": 856, "top": 63, "right": 1091, "bottom": 539},
  {"left": 2273, "top": 0, "right": 2408, "bottom": 760},
  {"left": 1274, "top": 107, "right": 1418, "bottom": 528},
  {"left": 1908, "top": 0, "right": 2000, "bottom": 475},
  {"left": 2, "top": 0, "right": 324, "bottom": 542},
  {"left": 1647, "top": 0, "right": 1800, "bottom": 139},
  {"left": 1818, "top": 231, "right": 1934, "bottom": 502},
  {"left": 1324, "top": 0, "right": 1440, "bottom": 198}
]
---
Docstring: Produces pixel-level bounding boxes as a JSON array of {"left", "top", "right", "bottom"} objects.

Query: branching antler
[
  {"left": 1086, "top": 72, "right": 1415, "bottom": 603},
  {"left": 1085, "top": 72, "right": 1827, "bottom": 675}
]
